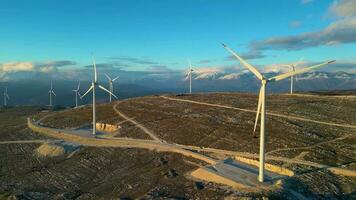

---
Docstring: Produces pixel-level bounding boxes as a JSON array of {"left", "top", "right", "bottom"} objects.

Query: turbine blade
[
  {"left": 77, "top": 81, "right": 80, "bottom": 90},
  {"left": 6, "top": 94, "right": 10, "bottom": 99},
  {"left": 52, "top": 91, "right": 56, "bottom": 96},
  {"left": 253, "top": 88, "right": 263, "bottom": 137},
  {"left": 112, "top": 76, "right": 119, "bottom": 82},
  {"left": 278, "top": 64, "right": 293, "bottom": 69},
  {"left": 183, "top": 75, "right": 189, "bottom": 80},
  {"left": 222, "top": 43, "right": 264, "bottom": 80},
  {"left": 92, "top": 55, "right": 97, "bottom": 82},
  {"left": 268, "top": 60, "right": 335, "bottom": 82},
  {"left": 104, "top": 73, "right": 111, "bottom": 81},
  {"left": 98, "top": 84, "right": 118, "bottom": 99},
  {"left": 81, "top": 85, "right": 94, "bottom": 99},
  {"left": 294, "top": 56, "right": 304, "bottom": 68},
  {"left": 72, "top": 90, "right": 77, "bottom": 92}
]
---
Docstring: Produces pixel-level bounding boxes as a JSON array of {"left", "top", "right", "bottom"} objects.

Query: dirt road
[
  {"left": 27, "top": 116, "right": 356, "bottom": 178},
  {"left": 113, "top": 101, "right": 164, "bottom": 143},
  {"left": 0, "top": 139, "right": 57, "bottom": 144}
]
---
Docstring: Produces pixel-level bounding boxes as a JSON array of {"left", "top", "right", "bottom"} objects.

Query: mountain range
[{"left": 0, "top": 71, "right": 355, "bottom": 106}]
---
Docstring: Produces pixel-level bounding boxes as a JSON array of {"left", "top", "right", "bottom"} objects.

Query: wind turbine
[
  {"left": 186, "top": 59, "right": 194, "bottom": 94},
  {"left": 222, "top": 43, "right": 335, "bottom": 183},
  {"left": 282, "top": 57, "right": 304, "bottom": 95},
  {"left": 72, "top": 81, "right": 81, "bottom": 107},
  {"left": 3, "top": 87, "right": 9, "bottom": 106},
  {"left": 104, "top": 73, "right": 119, "bottom": 102},
  {"left": 48, "top": 81, "right": 56, "bottom": 107},
  {"left": 81, "top": 55, "right": 118, "bottom": 135}
]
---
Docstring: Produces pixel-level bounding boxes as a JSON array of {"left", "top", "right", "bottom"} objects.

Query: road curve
[
  {"left": 113, "top": 101, "right": 164, "bottom": 143},
  {"left": 27, "top": 117, "right": 356, "bottom": 178}
]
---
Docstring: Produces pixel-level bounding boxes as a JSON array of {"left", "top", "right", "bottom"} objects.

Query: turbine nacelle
[
  {"left": 105, "top": 73, "right": 119, "bottom": 83},
  {"left": 73, "top": 82, "right": 81, "bottom": 95}
]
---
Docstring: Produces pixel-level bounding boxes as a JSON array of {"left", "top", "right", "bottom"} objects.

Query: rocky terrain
[{"left": 1, "top": 92, "right": 355, "bottom": 199}]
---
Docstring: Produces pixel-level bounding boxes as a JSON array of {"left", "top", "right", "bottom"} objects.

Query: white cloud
[
  {"left": 0, "top": 60, "right": 77, "bottom": 81},
  {"left": 329, "top": 0, "right": 356, "bottom": 17},
  {"left": 0, "top": 60, "right": 76, "bottom": 73},
  {"left": 301, "top": 0, "right": 313, "bottom": 4},
  {"left": 252, "top": 17, "right": 356, "bottom": 50},
  {"left": 251, "top": 0, "right": 356, "bottom": 51},
  {"left": 290, "top": 20, "right": 303, "bottom": 28},
  {"left": 1, "top": 62, "right": 34, "bottom": 72}
]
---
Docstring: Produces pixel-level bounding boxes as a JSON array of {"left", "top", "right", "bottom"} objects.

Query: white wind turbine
[
  {"left": 72, "top": 81, "right": 81, "bottom": 107},
  {"left": 3, "top": 87, "right": 9, "bottom": 106},
  {"left": 222, "top": 43, "right": 335, "bottom": 183},
  {"left": 104, "top": 73, "right": 119, "bottom": 102},
  {"left": 48, "top": 81, "right": 56, "bottom": 107},
  {"left": 186, "top": 59, "right": 194, "bottom": 94},
  {"left": 281, "top": 57, "right": 304, "bottom": 95},
  {"left": 81, "top": 56, "right": 118, "bottom": 135}
]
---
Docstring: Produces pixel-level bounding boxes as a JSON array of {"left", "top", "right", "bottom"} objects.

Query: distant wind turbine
[
  {"left": 81, "top": 55, "right": 118, "bottom": 135},
  {"left": 104, "top": 73, "right": 119, "bottom": 102},
  {"left": 186, "top": 59, "right": 194, "bottom": 94},
  {"left": 48, "top": 81, "right": 56, "bottom": 107},
  {"left": 3, "top": 87, "right": 9, "bottom": 106},
  {"left": 72, "top": 81, "right": 81, "bottom": 107},
  {"left": 281, "top": 57, "right": 304, "bottom": 95},
  {"left": 222, "top": 43, "right": 335, "bottom": 183}
]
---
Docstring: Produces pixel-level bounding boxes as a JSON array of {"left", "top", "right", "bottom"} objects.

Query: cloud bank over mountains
[{"left": 0, "top": 58, "right": 355, "bottom": 83}]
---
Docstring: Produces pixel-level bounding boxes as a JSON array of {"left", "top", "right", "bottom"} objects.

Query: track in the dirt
[{"left": 113, "top": 101, "right": 164, "bottom": 143}]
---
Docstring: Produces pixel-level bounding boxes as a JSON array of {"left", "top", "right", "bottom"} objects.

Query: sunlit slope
[{"left": 41, "top": 93, "right": 356, "bottom": 168}]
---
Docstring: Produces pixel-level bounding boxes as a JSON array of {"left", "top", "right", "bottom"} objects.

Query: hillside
[{"left": 1, "top": 93, "right": 356, "bottom": 199}]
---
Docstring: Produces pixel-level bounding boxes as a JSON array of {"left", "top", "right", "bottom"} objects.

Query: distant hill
[{"left": 0, "top": 71, "right": 355, "bottom": 106}]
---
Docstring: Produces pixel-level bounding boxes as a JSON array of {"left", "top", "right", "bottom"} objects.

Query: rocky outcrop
[{"left": 96, "top": 122, "right": 121, "bottom": 133}]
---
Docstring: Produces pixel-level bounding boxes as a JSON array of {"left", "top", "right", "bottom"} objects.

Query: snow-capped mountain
[
  {"left": 190, "top": 70, "right": 355, "bottom": 81},
  {"left": 179, "top": 70, "right": 356, "bottom": 93},
  {"left": 218, "top": 73, "right": 242, "bottom": 80},
  {"left": 192, "top": 68, "right": 222, "bottom": 80},
  {"left": 1, "top": 69, "right": 355, "bottom": 106}
]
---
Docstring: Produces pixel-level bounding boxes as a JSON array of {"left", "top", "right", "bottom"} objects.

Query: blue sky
[{"left": 0, "top": 0, "right": 355, "bottom": 79}]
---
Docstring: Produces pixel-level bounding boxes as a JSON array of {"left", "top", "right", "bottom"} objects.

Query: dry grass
[{"left": 16, "top": 92, "right": 356, "bottom": 199}]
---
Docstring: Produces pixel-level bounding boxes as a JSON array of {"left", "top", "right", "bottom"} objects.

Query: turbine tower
[
  {"left": 72, "top": 81, "right": 81, "bottom": 107},
  {"left": 81, "top": 55, "right": 118, "bottom": 135},
  {"left": 48, "top": 81, "right": 56, "bottom": 107},
  {"left": 222, "top": 43, "right": 335, "bottom": 183},
  {"left": 186, "top": 59, "right": 194, "bottom": 94},
  {"left": 3, "top": 87, "right": 9, "bottom": 106},
  {"left": 104, "top": 73, "right": 119, "bottom": 102},
  {"left": 281, "top": 57, "right": 304, "bottom": 95}
]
